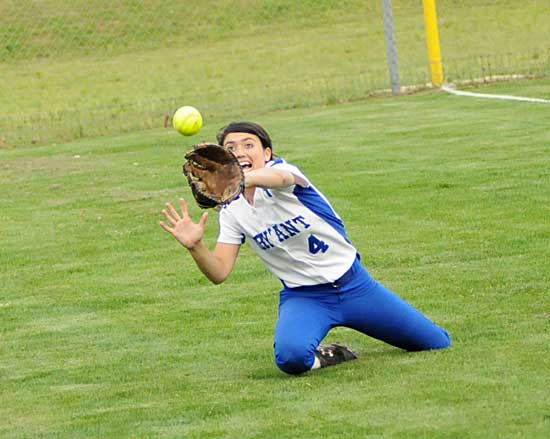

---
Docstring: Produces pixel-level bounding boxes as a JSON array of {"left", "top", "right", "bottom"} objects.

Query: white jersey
[{"left": 217, "top": 158, "right": 357, "bottom": 288}]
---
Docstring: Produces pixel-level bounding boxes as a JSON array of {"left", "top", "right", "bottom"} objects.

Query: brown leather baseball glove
[{"left": 182, "top": 143, "right": 244, "bottom": 209}]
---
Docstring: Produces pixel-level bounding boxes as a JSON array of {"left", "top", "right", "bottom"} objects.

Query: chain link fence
[{"left": 1, "top": 0, "right": 549, "bottom": 148}]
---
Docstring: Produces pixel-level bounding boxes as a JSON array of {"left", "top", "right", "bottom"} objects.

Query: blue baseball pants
[{"left": 273, "top": 258, "right": 451, "bottom": 375}]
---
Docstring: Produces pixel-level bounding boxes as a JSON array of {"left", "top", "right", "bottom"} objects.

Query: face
[{"left": 222, "top": 132, "right": 272, "bottom": 173}]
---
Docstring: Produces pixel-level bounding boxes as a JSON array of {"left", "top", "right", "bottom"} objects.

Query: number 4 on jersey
[{"left": 308, "top": 234, "right": 329, "bottom": 254}]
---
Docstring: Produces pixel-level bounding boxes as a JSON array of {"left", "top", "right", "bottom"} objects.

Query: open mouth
[{"left": 240, "top": 161, "right": 252, "bottom": 171}]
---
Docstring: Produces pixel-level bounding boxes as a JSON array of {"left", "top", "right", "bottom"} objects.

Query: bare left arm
[{"left": 244, "top": 168, "right": 307, "bottom": 189}]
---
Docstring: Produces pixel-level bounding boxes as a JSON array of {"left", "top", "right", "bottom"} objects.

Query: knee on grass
[
  {"left": 406, "top": 327, "right": 452, "bottom": 352},
  {"left": 274, "top": 341, "right": 315, "bottom": 375}
]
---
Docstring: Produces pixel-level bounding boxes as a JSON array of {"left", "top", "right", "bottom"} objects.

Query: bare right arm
[
  {"left": 160, "top": 197, "right": 239, "bottom": 284},
  {"left": 187, "top": 241, "right": 239, "bottom": 284}
]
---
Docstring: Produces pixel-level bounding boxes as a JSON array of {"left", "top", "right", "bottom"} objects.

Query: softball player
[{"left": 160, "top": 121, "right": 451, "bottom": 375}]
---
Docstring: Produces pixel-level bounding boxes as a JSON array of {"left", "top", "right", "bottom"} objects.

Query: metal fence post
[{"left": 381, "top": 0, "right": 400, "bottom": 95}]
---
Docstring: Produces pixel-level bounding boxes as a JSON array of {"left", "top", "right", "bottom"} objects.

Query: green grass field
[
  {"left": 1, "top": 80, "right": 550, "bottom": 438},
  {"left": 2, "top": 0, "right": 549, "bottom": 147}
]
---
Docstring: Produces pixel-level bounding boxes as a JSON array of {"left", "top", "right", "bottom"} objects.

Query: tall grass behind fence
[
  {"left": 436, "top": 1, "right": 550, "bottom": 83},
  {"left": 1, "top": 0, "right": 549, "bottom": 148}
]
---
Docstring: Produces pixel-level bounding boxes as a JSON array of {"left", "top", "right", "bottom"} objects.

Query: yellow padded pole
[{"left": 423, "top": 0, "right": 444, "bottom": 86}]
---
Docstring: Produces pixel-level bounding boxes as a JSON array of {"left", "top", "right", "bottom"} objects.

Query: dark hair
[{"left": 216, "top": 121, "right": 273, "bottom": 160}]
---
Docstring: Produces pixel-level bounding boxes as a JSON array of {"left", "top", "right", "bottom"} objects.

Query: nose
[{"left": 231, "top": 143, "right": 245, "bottom": 157}]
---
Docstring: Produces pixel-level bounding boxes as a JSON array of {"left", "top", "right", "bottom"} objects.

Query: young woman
[{"left": 160, "top": 121, "right": 451, "bottom": 375}]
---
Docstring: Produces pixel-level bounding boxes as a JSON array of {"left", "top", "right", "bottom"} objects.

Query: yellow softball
[{"left": 172, "top": 106, "right": 203, "bottom": 136}]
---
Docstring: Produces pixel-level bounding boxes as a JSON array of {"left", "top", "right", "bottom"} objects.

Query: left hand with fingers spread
[
  {"left": 159, "top": 196, "right": 239, "bottom": 284},
  {"left": 159, "top": 197, "right": 208, "bottom": 250}
]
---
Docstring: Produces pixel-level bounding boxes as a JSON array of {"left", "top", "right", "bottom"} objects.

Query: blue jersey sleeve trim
[
  {"left": 270, "top": 158, "right": 284, "bottom": 166},
  {"left": 292, "top": 185, "right": 350, "bottom": 242}
]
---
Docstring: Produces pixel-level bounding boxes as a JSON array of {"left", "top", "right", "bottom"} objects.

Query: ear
[{"left": 264, "top": 147, "right": 272, "bottom": 162}]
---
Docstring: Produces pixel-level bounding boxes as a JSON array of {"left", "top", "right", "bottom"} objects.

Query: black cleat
[{"left": 315, "top": 343, "right": 358, "bottom": 368}]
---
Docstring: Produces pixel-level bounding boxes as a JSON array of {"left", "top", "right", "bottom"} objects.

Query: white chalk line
[{"left": 442, "top": 84, "right": 550, "bottom": 104}]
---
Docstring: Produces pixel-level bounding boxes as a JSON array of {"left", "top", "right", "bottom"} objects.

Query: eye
[
  {"left": 226, "top": 145, "right": 234, "bottom": 152},
  {"left": 244, "top": 143, "right": 254, "bottom": 149}
]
